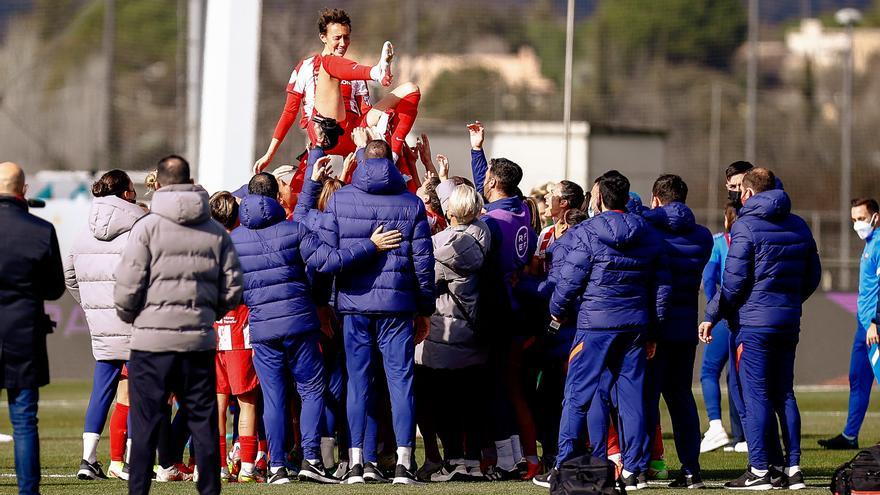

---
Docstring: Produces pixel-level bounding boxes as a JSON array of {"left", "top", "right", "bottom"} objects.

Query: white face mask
[
  {"left": 587, "top": 202, "right": 596, "bottom": 218},
  {"left": 854, "top": 214, "right": 877, "bottom": 240}
]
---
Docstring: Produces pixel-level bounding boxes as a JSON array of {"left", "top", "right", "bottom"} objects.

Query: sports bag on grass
[
  {"left": 551, "top": 455, "right": 621, "bottom": 495},
  {"left": 831, "top": 445, "right": 880, "bottom": 495}
]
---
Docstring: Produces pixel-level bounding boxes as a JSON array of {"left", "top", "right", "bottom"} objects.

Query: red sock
[
  {"left": 219, "top": 435, "right": 227, "bottom": 468},
  {"left": 240, "top": 435, "right": 258, "bottom": 465},
  {"left": 109, "top": 403, "right": 129, "bottom": 462},
  {"left": 651, "top": 423, "right": 665, "bottom": 460},
  {"left": 320, "top": 54, "right": 373, "bottom": 81},
  {"left": 390, "top": 91, "right": 421, "bottom": 156},
  {"left": 607, "top": 421, "right": 621, "bottom": 457},
  {"left": 258, "top": 439, "right": 268, "bottom": 453}
]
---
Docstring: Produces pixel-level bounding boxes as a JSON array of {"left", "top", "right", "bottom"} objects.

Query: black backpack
[
  {"left": 551, "top": 455, "right": 622, "bottom": 495},
  {"left": 831, "top": 445, "right": 880, "bottom": 495}
]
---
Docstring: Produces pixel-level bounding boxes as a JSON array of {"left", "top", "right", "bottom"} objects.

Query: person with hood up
[
  {"left": 639, "top": 174, "right": 713, "bottom": 489},
  {"left": 533, "top": 172, "right": 671, "bottom": 491},
  {"left": 114, "top": 155, "right": 243, "bottom": 495},
  {"left": 314, "top": 127, "right": 434, "bottom": 485},
  {"left": 701, "top": 168, "right": 821, "bottom": 490},
  {"left": 232, "top": 169, "right": 401, "bottom": 485},
  {"left": 65, "top": 170, "right": 145, "bottom": 481}
]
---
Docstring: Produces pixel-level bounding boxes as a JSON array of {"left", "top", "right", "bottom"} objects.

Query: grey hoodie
[
  {"left": 415, "top": 220, "right": 491, "bottom": 369},
  {"left": 114, "top": 184, "right": 243, "bottom": 352},
  {"left": 65, "top": 195, "right": 146, "bottom": 361}
]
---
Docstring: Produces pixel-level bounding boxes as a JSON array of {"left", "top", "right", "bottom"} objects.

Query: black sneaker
[
  {"left": 669, "top": 471, "right": 706, "bottom": 489},
  {"left": 621, "top": 472, "right": 642, "bottom": 491},
  {"left": 818, "top": 434, "right": 858, "bottom": 450},
  {"left": 532, "top": 468, "right": 557, "bottom": 489},
  {"left": 638, "top": 472, "right": 648, "bottom": 489},
  {"left": 266, "top": 467, "right": 292, "bottom": 485},
  {"left": 787, "top": 471, "right": 806, "bottom": 490},
  {"left": 415, "top": 459, "right": 442, "bottom": 482},
  {"left": 341, "top": 463, "right": 365, "bottom": 484},
  {"left": 769, "top": 466, "right": 788, "bottom": 489},
  {"left": 724, "top": 469, "right": 772, "bottom": 490},
  {"left": 364, "top": 462, "right": 389, "bottom": 483},
  {"left": 77, "top": 459, "right": 108, "bottom": 480},
  {"left": 298, "top": 460, "right": 339, "bottom": 484},
  {"left": 430, "top": 461, "right": 468, "bottom": 482},
  {"left": 484, "top": 464, "right": 521, "bottom": 481},
  {"left": 392, "top": 462, "right": 423, "bottom": 485}
]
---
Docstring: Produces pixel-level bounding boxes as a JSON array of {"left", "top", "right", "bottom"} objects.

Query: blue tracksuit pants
[
  {"left": 84, "top": 360, "right": 126, "bottom": 434},
  {"left": 700, "top": 320, "right": 745, "bottom": 441},
  {"left": 557, "top": 330, "right": 646, "bottom": 471},
  {"left": 643, "top": 341, "right": 701, "bottom": 475},
  {"left": 252, "top": 332, "right": 326, "bottom": 466},
  {"left": 844, "top": 323, "right": 874, "bottom": 439},
  {"left": 736, "top": 331, "right": 800, "bottom": 470},
  {"left": 343, "top": 314, "right": 416, "bottom": 449}
]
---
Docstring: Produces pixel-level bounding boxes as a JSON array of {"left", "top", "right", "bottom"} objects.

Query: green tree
[{"left": 594, "top": 0, "right": 747, "bottom": 70}]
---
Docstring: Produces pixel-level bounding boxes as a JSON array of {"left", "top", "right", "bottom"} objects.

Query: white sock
[
  {"left": 622, "top": 469, "right": 634, "bottom": 478},
  {"left": 396, "top": 446, "right": 412, "bottom": 467},
  {"left": 349, "top": 447, "right": 363, "bottom": 467},
  {"left": 83, "top": 432, "right": 101, "bottom": 464},
  {"left": 270, "top": 466, "right": 282, "bottom": 474},
  {"left": 321, "top": 437, "right": 336, "bottom": 468},
  {"left": 494, "top": 439, "right": 516, "bottom": 471},
  {"left": 241, "top": 462, "right": 254, "bottom": 474},
  {"left": 125, "top": 439, "right": 132, "bottom": 463},
  {"left": 708, "top": 419, "right": 723, "bottom": 431},
  {"left": 751, "top": 467, "right": 768, "bottom": 476},
  {"left": 369, "top": 65, "right": 383, "bottom": 83},
  {"left": 786, "top": 465, "right": 801, "bottom": 476},
  {"left": 306, "top": 458, "right": 319, "bottom": 466},
  {"left": 510, "top": 435, "right": 524, "bottom": 462}
]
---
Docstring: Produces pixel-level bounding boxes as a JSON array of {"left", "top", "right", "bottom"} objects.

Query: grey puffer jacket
[
  {"left": 65, "top": 195, "right": 145, "bottom": 361},
  {"left": 114, "top": 184, "right": 243, "bottom": 352},
  {"left": 416, "top": 220, "right": 491, "bottom": 369}
]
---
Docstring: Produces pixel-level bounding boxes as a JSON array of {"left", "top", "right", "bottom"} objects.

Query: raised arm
[{"left": 467, "top": 121, "right": 487, "bottom": 194}]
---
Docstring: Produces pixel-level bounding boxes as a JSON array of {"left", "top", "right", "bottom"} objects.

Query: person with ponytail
[{"left": 64, "top": 170, "right": 145, "bottom": 480}]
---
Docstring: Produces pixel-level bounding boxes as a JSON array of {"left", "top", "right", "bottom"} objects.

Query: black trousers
[{"left": 128, "top": 350, "right": 220, "bottom": 495}]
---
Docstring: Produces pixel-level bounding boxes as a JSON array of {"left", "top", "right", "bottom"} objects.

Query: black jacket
[{"left": 0, "top": 196, "right": 64, "bottom": 388}]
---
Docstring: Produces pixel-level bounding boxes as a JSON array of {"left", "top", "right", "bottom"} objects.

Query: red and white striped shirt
[
  {"left": 287, "top": 55, "right": 371, "bottom": 128},
  {"left": 214, "top": 305, "right": 251, "bottom": 351}
]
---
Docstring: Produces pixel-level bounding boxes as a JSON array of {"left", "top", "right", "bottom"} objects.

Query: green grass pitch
[{"left": 1, "top": 381, "right": 878, "bottom": 494}]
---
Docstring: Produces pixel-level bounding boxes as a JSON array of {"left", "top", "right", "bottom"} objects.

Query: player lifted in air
[{"left": 254, "top": 8, "right": 421, "bottom": 189}]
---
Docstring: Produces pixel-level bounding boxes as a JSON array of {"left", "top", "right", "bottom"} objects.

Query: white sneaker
[
  {"left": 734, "top": 441, "right": 748, "bottom": 453},
  {"left": 155, "top": 465, "right": 192, "bottom": 482},
  {"left": 0, "top": 433, "right": 12, "bottom": 443},
  {"left": 700, "top": 425, "right": 731, "bottom": 453},
  {"left": 107, "top": 461, "right": 129, "bottom": 481}
]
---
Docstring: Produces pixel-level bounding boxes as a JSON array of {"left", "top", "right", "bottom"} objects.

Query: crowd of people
[{"left": 1, "top": 6, "right": 863, "bottom": 495}]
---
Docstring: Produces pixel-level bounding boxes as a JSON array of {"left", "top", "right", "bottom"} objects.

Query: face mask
[
  {"left": 588, "top": 202, "right": 596, "bottom": 218},
  {"left": 728, "top": 189, "right": 742, "bottom": 206},
  {"left": 854, "top": 214, "right": 877, "bottom": 240}
]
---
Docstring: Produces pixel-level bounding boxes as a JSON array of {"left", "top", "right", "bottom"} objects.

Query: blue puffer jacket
[
  {"left": 705, "top": 189, "right": 821, "bottom": 332},
  {"left": 317, "top": 149, "right": 435, "bottom": 316},
  {"left": 232, "top": 194, "right": 376, "bottom": 342},
  {"left": 550, "top": 210, "right": 671, "bottom": 333},
  {"left": 642, "top": 202, "right": 713, "bottom": 342}
]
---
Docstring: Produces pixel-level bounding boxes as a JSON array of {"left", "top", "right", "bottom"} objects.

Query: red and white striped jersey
[
  {"left": 214, "top": 305, "right": 251, "bottom": 351},
  {"left": 287, "top": 55, "right": 371, "bottom": 128}
]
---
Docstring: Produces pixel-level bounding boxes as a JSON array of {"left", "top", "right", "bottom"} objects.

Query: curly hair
[{"left": 318, "top": 8, "right": 351, "bottom": 35}]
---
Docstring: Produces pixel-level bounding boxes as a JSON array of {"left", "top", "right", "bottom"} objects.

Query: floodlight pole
[{"left": 562, "top": 0, "right": 575, "bottom": 179}]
